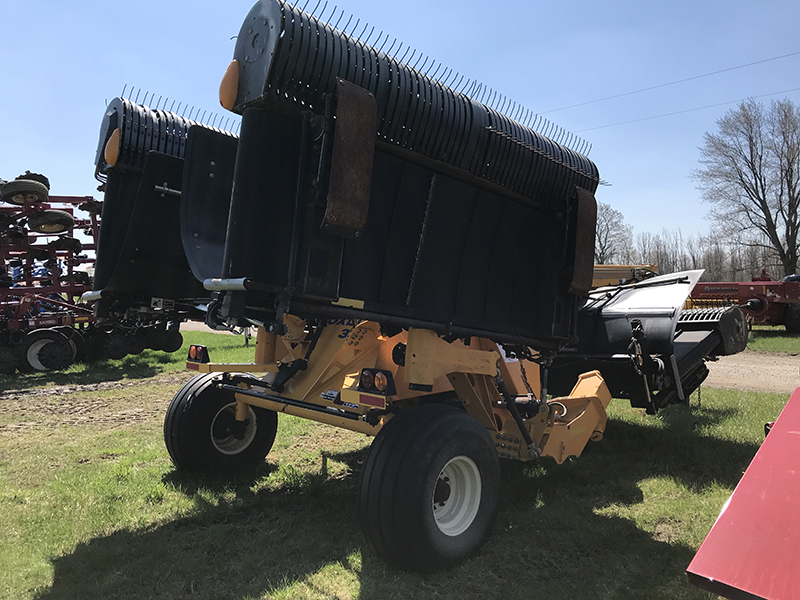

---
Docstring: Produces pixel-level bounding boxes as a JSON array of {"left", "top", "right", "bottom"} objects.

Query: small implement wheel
[
  {"left": 164, "top": 373, "right": 278, "bottom": 472},
  {"left": 784, "top": 304, "right": 800, "bottom": 335},
  {"left": 359, "top": 404, "right": 500, "bottom": 571},
  {"left": 103, "top": 332, "right": 129, "bottom": 360},
  {"left": 53, "top": 326, "right": 88, "bottom": 363},
  {"left": 159, "top": 329, "right": 183, "bottom": 353},
  {"left": 16, "top": 171, "right": 50, "bottom": 189},
  {"left": 27, "top": 210, "right": 75, "bottom": 234},
  {"left": 0, "top": 179, "right": 49, "bottom": 205},
  {"left": 18, "top": 329, "right": 76, "bottom": 372}
]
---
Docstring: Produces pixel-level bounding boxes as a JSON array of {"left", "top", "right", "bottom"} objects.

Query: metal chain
[{"left": 518, "top": 361, "right": 538, "bottom": 401}]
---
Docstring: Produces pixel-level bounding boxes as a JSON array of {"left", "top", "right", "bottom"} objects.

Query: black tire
[
  {"left": 359, "top": 404, "right": 500, "bottom": 572},
  {"left": 160, "top": 329, "right": 183, "bottom": 353},
  {"left": 784, "top": 304, "right": 800, "bottom": 334},
  {"left": 53, "top": 326, "right": 88, "bottom": 363},
  {"left": 81, "top": 327, "right": 108, "bottom": 362},
  {"left": 60, "top": 271, "right": 91, "bottom": 285},
  {"left": 48, "top": 236, "right": 83, "bottom": 253},
  {"left": 0, "top": 346, "right": 17, "bottom": 374},
  {"left": 78, "top": 199, "right": 103, "bottom": 215},
  {"left": 16, "top": 171, "right": 50, "bottom": 190},
  {"left": 26, "top": 246, "right": 51, "bottom": 261},
  {"left": 164, "top": 373, "right": 278, "bottom": 472},
  {"left": 143, "top": 326, "right": 166, "bottom": 350},
  {"left": 17, "top": 329, "right": 76, "bottom": 372},
  {"left": 123, "top": 331, "right": 146, "bottom": 355},
  {"left": 1, "top": 179, "right": 49, "bottom": 205},
  {"left": 103, "top": 332, "right": 129, "bottom": 360},
  {"left": 28, "top": 210, "right": 75, "bottom": 234}
]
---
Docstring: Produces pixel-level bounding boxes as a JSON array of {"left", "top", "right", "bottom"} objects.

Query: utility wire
[
  {"left": 575, "top": 86, "right": 800, "bottom": 133},
  {"left": 542, "top": 50, "right": 800, "bottom": 114}
]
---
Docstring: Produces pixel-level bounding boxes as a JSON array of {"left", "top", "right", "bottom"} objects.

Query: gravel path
[{"left": 704, "top": 349, "right": 800, "bottom": 394}]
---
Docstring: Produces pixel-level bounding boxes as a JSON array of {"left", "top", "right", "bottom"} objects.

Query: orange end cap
[
  {"left": 104, "top": 128, "right": 121, "bottom": 167},
  {"left": 219, "top": 60, "right": 239, "bottom": 111}
]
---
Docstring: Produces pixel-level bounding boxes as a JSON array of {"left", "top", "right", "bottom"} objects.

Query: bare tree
[
  {"left": 693, "top": 98, "right": 800, "bottom": 276},
  {"left": 595, "top": 202, "right": 632, "bottom": 264}
]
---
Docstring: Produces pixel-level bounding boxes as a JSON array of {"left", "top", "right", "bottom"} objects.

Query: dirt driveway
[{"left": 704, "top": 349, "right": 800, "bottom": 394}]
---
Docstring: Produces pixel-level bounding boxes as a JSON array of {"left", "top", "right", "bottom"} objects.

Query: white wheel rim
[
  {"left": 432, "top": 455, "right": 482, "bottom": 537},
  {"left": 26, "top": 339, "right": 52, "bottom": 371},
  {"left": 210, "top": 402, "right": 257, "bottom": 455}
]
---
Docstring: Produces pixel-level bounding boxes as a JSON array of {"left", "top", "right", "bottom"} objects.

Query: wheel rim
[
  {"left": 432, "top": 455, "right": 482, "bottom": 537},
  {"left": 26, "top": 339, "right": 52, "bottom": 371},
  {"left": 210, "top": 402, "right": 257, "bottom": 455},
  {"left": 13, "top": 193, "right": 39, "bottom": 204},
  {"left": 38, "top": 223, "right": 66, "bottom": 233}
]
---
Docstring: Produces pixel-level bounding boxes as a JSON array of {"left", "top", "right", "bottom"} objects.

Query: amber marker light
[
  {"left": 187, "top": 345, "right": 210, "bottom": 363},
  {"left": 104, "top": 128, "right": 121, "bottom": 167},
  {"left": 360, "top": 369, "right": 375, "bottom": 391},
  {"left": 219, "top": 60, "right": 239, "bottom": 111},
  {"left": 373, "top": 371, "right": 388, "bottom": 392}
]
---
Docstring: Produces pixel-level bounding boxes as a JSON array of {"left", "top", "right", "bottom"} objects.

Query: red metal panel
[{"left": 687, "top": 388, "right": 800, "bottom": 600}]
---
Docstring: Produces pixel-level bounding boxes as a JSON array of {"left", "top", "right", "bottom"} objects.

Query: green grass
[
  {"left": 0, "top": 369, "right": 789, "bottom": 599},
  {"left": 747, "top": 325, "right": 800, "bottom": 353},
  {"left": 0, "top": 330, "right": 256, "bottom": 393}
]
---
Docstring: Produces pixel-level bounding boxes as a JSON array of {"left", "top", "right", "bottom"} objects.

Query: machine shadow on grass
[
  {"left": 36, "top": 405, "right": 757, "bottom": 600},
  {"left": 0, "top": 350, "right": 178, "bottom": 392}
]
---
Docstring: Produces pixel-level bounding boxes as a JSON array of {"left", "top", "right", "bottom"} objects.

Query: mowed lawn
[{"left": 0, "top": 329, "right": 795, "bottom": 600}]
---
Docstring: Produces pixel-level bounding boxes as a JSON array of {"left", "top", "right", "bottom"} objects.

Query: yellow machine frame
[{"left": 188, "top": 317, "right": 612, "bottom": 464}]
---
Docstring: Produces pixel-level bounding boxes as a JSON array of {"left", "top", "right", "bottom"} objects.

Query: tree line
[{"left": 595, "top": 97, "right": 800, "bottom": 282}]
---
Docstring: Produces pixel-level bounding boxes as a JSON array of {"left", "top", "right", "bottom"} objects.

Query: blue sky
[{"left": 1, "top": 0, "right": 798, "bottom": 238}]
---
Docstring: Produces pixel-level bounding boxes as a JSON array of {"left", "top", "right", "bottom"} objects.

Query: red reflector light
[{"left": 187, "top": 345, "right": 210, "bottom": 363}]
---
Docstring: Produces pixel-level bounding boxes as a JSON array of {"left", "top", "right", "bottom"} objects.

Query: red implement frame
[{"left": 687, "top": 388, "right": 800, "bottom": 600}]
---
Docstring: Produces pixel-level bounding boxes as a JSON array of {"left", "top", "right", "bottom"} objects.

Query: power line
[
  {"left": 574, "top": 87, "right": 800, "bottom": 133},
  {"left": 542, "top": 50, "right": 800, "bottom": 114}
]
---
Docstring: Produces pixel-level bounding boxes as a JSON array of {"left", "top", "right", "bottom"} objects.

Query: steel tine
[
  {"left": 332, "top": 8, "right": 344, "bottom": 29},
  {"left": 400, "top": 47, "right": 415, "bottom": 65},
  {"left": 440, "top": 67, "right": 453, "bottom": 86},
  {"left": 341, "top": 14, "right": 353, "bottom": 34},
  {"left": 377, "top": 32, "right": 389, "bottom": 53}
]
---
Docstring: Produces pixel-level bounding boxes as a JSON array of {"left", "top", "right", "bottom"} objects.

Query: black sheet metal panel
[
  {"left": 221, "top": 107, "right": 302, "bottom": 288},
  {"left": 93, "top": 170, "right": 139, "bottom": 291},
  {"left": 229, "top": 0, "right": 599, "bottom": 205},
  {"left": 99, "top": 152, "right": 206, "bottom": 299},
  {"left": 180, "top": 127, "right": 239, "bottom": 282}
]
